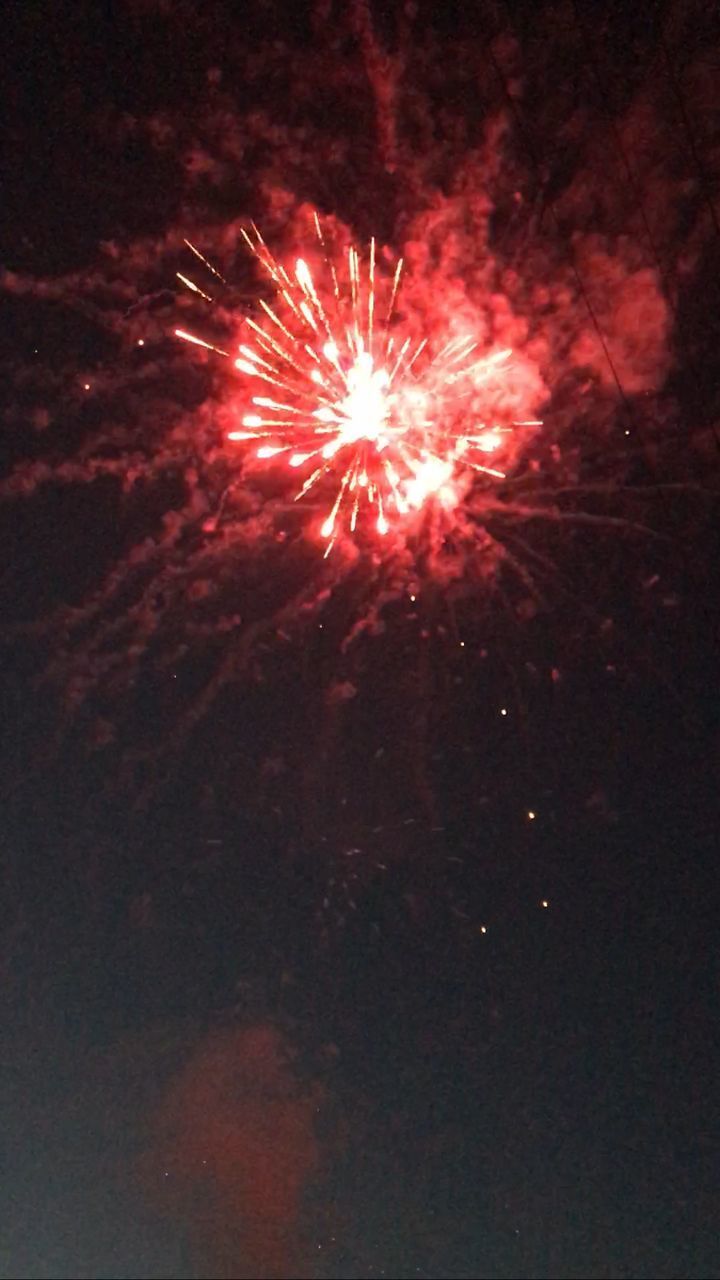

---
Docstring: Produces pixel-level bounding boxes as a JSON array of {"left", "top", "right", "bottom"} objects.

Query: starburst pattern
[{"left": 177, "top": 214, "right": 542, "bottom": 553}]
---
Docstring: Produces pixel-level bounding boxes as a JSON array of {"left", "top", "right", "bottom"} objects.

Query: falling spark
[
  {"left": 177, "top": 272, "right": 213, "bottom": 303},
  {"left": 174, "top": 328, "right": 229, "bottom": 358},
  {"left": 183, "top": 237, "right": 228, "bottom": 284},
  {"left": 176, "top": 216, "right": 541, "bottom": 543}
]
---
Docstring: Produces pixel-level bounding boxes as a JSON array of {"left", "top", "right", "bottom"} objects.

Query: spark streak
[{"left": 177, "top": 217, "right": 541, "bottom": 542}]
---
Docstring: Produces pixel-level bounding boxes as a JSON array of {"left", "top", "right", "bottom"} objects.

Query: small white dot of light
[
  {"left": 137, "top": 338, "right": 145, "bottom": 346},
  {"left": 83, "top": 383, "right": 90, "bottom": 390},
  {"left": 460, "top": 640, "right": 465, "bottom": 647},
  {"left": 410, "top": 594, "right": 416, "bottom": 602},
  {"left": 480, "top": 925, "right": 487, "bottom": 934},
  {"left": 527, "top": 810, "right": 536, "bottom": 820},
  {"left": 500, "top": 707, "right": 508, "bottom": 716},
  {"left": 541, "top": 899, "right": 549, "bottom": 908},
  {"left": 625, "top": 429, "right": 630, "bottom": 435}
]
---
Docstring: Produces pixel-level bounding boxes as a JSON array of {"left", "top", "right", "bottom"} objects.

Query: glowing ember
[{"left": 176, "top": 214, "right": 541, "bottom": 548}]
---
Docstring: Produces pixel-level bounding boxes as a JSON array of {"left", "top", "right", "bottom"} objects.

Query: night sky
[{"left": 1, "top": 2, "right": 719, "bottom": 1278}]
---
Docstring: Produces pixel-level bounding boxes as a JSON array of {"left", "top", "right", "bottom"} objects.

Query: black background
[{"left": 1, "top": 2, "right": 719, "bottom": 1277}]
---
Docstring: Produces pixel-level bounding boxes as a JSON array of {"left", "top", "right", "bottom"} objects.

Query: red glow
[
  {"left": 147, "top": 1027, "right": 323, "bottom": 1280},
  {"left": 177, "top": 215, "right": 542, "bottom": 549}
]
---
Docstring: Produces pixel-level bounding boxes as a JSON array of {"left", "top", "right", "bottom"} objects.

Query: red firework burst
[{"left": 176, "top": 213, "right": 542, "bottom": 554}]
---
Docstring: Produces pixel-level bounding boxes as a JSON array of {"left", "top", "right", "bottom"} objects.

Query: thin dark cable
[
  {"left": 569, "top": 0, "right": 720, "bottom": 451},
  {"left": 483, "top": 21, "right": 637, "bottom": 428},
  {"left": 486, "top": 2, "right": 717, "bottom": 514},
  {"left": 570, "top": 1, "right": 674, "bottom": 295},
  {"left": 657, "top": 20, "right": 720, "bottom": 242}
]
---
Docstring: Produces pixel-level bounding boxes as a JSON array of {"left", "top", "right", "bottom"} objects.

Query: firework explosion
[
  {"left": 3, "top": 0, "right": 702, "bottom": 781},
  {"left": 2, "top": 11, "right": 719, "bottom": 1274},
  {"left": 177, "top": 215, "right": 541, "bottom": 553},
  {"left": 0, "top": 171, "right": 670, "bottom": 768}
]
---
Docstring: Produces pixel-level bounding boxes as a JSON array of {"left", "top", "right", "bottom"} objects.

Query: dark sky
[{"left": 1, "top": 2, "right": 719, "bottom": 1278}]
